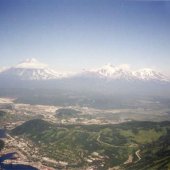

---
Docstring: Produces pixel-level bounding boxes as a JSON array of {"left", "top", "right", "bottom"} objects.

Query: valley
[
  {"left": 0, "top": 97, "right": 170, "bottom": 169},
  {"left": 0, "top": 60, "right": 170, "bottom": 169},
  {"left": 4, "top": 119, "right": 170, "bottom": 170}
]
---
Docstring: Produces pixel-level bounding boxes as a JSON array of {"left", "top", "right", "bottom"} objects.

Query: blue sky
[{"left": 0, "top": 0, "right": 170, "bottom": 74}]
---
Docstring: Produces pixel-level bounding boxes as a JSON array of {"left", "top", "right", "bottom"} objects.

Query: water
[
  {"left": 0, "top": 152, "right": 17, "bottom": 162},
  {"left": 0, "top": 164, "right": 38, "bottom": 170},
  {"left": 0, "top": 130, "right": 39, "bottom": 170},
  {"left": 0, "top": 152, "right": 38, "bottom": 170}
]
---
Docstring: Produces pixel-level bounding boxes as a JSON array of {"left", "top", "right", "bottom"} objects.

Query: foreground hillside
[{"left": 11, "top": 119, "right": 170, "bottom": 169}]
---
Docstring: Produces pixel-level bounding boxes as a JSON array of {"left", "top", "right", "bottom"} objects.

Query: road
[{"left": 135, "top": 150, "right": 141, "bottom": 162}]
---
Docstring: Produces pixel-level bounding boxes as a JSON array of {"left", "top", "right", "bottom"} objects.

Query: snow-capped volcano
[
  {"left": 0, "top": 59, "right": 169, "bottom": 82},
  {"left": 15, "top": 58, "right": 47, "bottom": 69},
  {"left": 0, "top": 60, "right": 169, "bottom": 96},
  {"left": 0, "top": 58, "right": 64, "bottom": 80},
  {"left": 79, "top": 64, "right": 169, "bottom": 82}
]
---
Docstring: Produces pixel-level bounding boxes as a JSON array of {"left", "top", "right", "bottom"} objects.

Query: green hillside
[
  {"left": 11, "top": 119, "right": 170, "bottom": 169},
  {"left": 55, "top": 108, "right": 81, "bottom": 119}
]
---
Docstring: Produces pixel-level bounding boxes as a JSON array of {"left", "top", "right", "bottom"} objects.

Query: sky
[{"left": 0, "top": 0, "right": 170, "bottom": 74}]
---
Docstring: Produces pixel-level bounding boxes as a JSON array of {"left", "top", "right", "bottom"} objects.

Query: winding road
[
  {"left": 97, "top": 133, "right": 142, "bottom": 164},
  {"left": 135, "top": 150, "right": 141, "bottom": 162}
]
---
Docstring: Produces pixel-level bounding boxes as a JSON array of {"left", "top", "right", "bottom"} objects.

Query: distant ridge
[
  {"left": 0, "top": 58, "right": 169, "bottom": 82},
  {"left": 77, "top": 63, "right": 169, "bottom": 82}
]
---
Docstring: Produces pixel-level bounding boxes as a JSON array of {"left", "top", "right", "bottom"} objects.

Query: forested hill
[{"left": 11, "top": 119, "right": 170, "bottom": 169}]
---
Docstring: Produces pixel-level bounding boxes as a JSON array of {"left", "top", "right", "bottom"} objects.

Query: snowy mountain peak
[
  {"left": 0, "top": 58, "right": 66, "bottom": 80},
  {"left": 92, "top": 64, "right": 133, "bottom": 80},
  {"left": 25, "top": 58, "right": 38, "bottom": 63},
  {"left": 136, "top": 68, "right": 157, "bottom": 76},
  {"left": 101, "top": 63, "right": 114, "bottom": 70},
  {"left": 100, "top": 64, "right": 130, "bottom": 71},
  {"left": 15, "top": 58, "right": 47, "bottom": 69},
  {"left": 134, "top": 68, "right": 168, "bottom": 81},
  {"left": 82, "top": 64, "right": 169, "bottom": 82},
  {"left": 0, "top": 59, "right": 169, "bottom": 82}
]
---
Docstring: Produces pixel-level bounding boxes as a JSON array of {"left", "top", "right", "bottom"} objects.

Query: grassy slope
[{"left": 11, "top": 119, "right": 170, "bottom": 169}]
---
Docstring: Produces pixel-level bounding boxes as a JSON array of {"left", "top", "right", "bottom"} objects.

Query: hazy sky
[{"left": 0, "top": 0, "right": 170, "bottom": 74}]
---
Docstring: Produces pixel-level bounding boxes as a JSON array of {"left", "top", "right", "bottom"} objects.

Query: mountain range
[
  {"left": 0, "top": 58, "right": 169, "bottom": 106},
  {"left": 0, "top": 58, "right": 169, "bottom": 82}
]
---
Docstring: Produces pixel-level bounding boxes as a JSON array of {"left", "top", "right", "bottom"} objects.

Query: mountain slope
[
  {"left": 0, "top": 59, "right": 169, "bottom": 82},
  {"left": 11, "top": 119, "right": 170, "bottom": 169},
  {"left": 0, "top": 58, "right": 64, "bottom": 80},
  {"left": 78, "top": 64, "right": 169, "bottom": 82},
  {"left": 0, "top": 59, "right": 169, "bottom": 96},
  {"left": 134, "top": 68, "right": 168, "bottom": 81}
]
